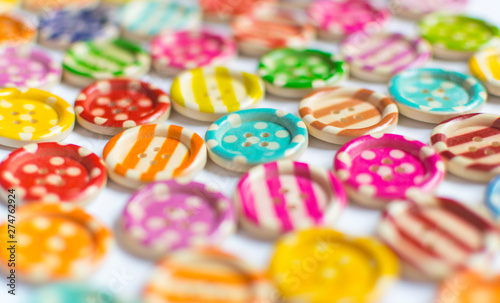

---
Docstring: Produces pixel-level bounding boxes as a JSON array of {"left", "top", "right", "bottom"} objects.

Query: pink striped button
[
  {"left": 341, "top": 32, "right": 431, "bottom": 82},
  {"left": 235, "top": 160, "right": 347, "bottom": 239}
]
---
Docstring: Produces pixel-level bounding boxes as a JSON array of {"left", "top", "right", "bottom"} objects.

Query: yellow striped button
[
  {"left": 170, "top": 66, "right": 265, "bottom": 122},
  {"left": 470, "top": 47, "right": 500, "bottom": 96},
  {"left": 0, "top": 88, "right": 75, "bottom": 148}
]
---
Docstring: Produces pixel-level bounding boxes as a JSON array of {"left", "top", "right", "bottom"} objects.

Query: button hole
[
  {"left": 332, "top": 110, "right": 340, "bottom": 115},
  {"left": 300, "top": 193, "right": 308, "bottom": 200},
  {"left": 109, "top": 102, "right": 116, "bottom": 107},
  {"left": 261, "top": 132, "right": 270, "bottom": 138},
  {"left": 395, "top": 166, "right": 405, "bottom": 173},
  {"left": 348, "top": 107, "right": 355, "bottom": 111},
  {"left": 383, "top": 175, "right": 394, "bottom": 181},
  {"left": 28, "top": 111, "right": 35, "bottom": 115},
  {"left": 150, "top": 160, "right": 157, "bottom": 165},
  {"left": 11, "top": 111, "right": 19, "bottom": 115},
  {"left": 13, "top": 120, "right": 21, "bottom": 124},
  {"left": 35, "top": 178, "right": 45, "bottom": 185},
  {"left": 485, "top": 148, "right": 495, "bottom": 155},
  {"left": 260, "top": 142, "right": 269, "bottom": 147},
  {"left": 39, "top": 168, "right": 48, "bottom": 175},
  {"left": 138, "top": 153, "right": 147, "bottom": 158},
  {"left": 153, "top": 147, "right": 161, "bottom": 152},
  {"left": 354, "top": 115, "right": 364, "bottom": 120},
  {"left": 340, "top": 118, "right": 348, "bottom": 123},
  {"left": 369, "top": 165, "right": 379, "bottom": 172},
  {"left": 242, "top": 142, "right": 252, "bottom": 147},
  {"left": 422, "top": 89, "right": 429, "bottom": 93},
  {"left": 473, "top": 136, "right": 483, "bottom": 142},
  {"left": 279, "top": 188, "right": 289, "bottom": 194},
  {"left": 492, "top": 141, "right": 500, "bottom": 147},
  {"left": 130, "top": 106, "right": 137, "bottom": 111},
  {"left": 56, "top": 169, "right": 65, "bottom": 175},
  {"left": 161, "top": 154, "right": 171, "bottom": 159},
  {"left": 469, "top": 146, "right": 477, "bottom": 152},
  {"left": 244, "top": 133, "right": 253, "bottom": 138},
  {"left": 30, "top": 119, "right": 38, "bottom": 123},
  {"left": 382, "top": 158, "right": 393, "bottom": 165},
  {"left": 113, "top": 109, "right": 122, "bottom": 114}
]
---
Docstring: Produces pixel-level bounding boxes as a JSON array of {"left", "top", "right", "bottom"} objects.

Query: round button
[
  {"left": 341, "top": 32, "right": 431, "bottom": 82},
  {"left": 0, "top": 142, "right": 107, "bottom": 205},
  {"left": 308, "top": 0, "right": 391, "bottom": 41},
  {"left": 200, "top": 0, "right": 274, "bottom": 21},
  {"left": 119, "top": 0, "right": 201, "bottom": 41},
  {"left": 39, "top": 8, "right": 119, "bottom": 49},
  {"left": 0, "top": 13, "right": 36, "bottom": 47},
  {"left": 150, "top": 30, "right": 236, "bottom": 76},
  {"left": 0, "top": 46, "right": 61, "bottom": 90},
  {"left": 235, "top": 161, "right": 347, "bottom": 239},
  {"left": 144, "top": 248, "right": 276, "bottom": 303},
  {"left": 232, "top": 5, "right": 315, "bottom": 56},
  {"left": 431, "top": 113, "right": 500, "bottom": 182},
  {"left": 436, "top": 270, "right": 500, "bottom": 303},
  {"left": 22, "top": 0, "right": 98, "bottom": 12},
  {"left": 205, "top": 108, "right": 308, "bottom": 172},
  {"left": 334, "top": 133, "right": 445, "bottom": 208},
  {"left": 0, "top": 87, "right": 75, "bottom": 148},
  {"left": 258, "top": 48, "right": 347, "bottom": 98},
  {"left": 170, "top": 66, "right": 265, "bottom": 122},
  {"left": 419, "top": 14, "right": 500, "bottom": 60},
  {"left": 269, "top": 228, "right": 399, "bottom": 303},
  {"left": 119, "top": 180, "right": 235, "bottom": 259},
  {"left": 299, "top": 87, "right": 398, "bottom": 144},
  {"left": 391, "top": 0, "right": 467, "bottom": 19},
  {"left": 389, "top": 68, "right": 487, "bottom": 124},
  {"left": 377, "top": 196, "right": 499, "bottom": 281},
  {"left": 470, "top": 46, "right": 500, "bottom": 97},
  {"left": 0, "top": 203, "right": 113, "bottom": 283},
  {"left": 103, "top": 124, "right": 207, "bottom": 189},
  {"left": 486, "top": 175, "right": 500, "bottom": 223},
  {"left": 63, "top": 39, "right": 151, "bottom": 88},
  {"left": 75, "top": 79, "right": 171, "bottom": 135}
]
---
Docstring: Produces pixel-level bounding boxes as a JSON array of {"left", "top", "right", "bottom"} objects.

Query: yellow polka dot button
[
  {"left": 269, "top": 228, "right": 399, "bottom": 303},
  {"left": 0, "top": 203, "right": 113, "bottom": 283},
  {"left": 0, "top": 88, "right": 75, "bottom": 148}
]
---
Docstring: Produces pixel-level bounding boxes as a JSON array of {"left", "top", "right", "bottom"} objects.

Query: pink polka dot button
[
  {"left": 308, "top": 0, "right": 391, "bottom": 41},
  {"left": 333, "top": 134, "right": 445, "bottom": 208},
  {"left": 0, "top": 142, "right": 107, "bottom": 206},
  {"left": 150, "top": 29, "right": 236, "bottom": 76}
]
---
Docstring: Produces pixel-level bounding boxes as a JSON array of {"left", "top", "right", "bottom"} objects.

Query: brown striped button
[
  {"left": 431, "top": 113, "right": 500, "bottom": 182},
  {"left": 298, "top": 87, "right": 399, "bottom": 144},
  {"left": 377, "top": 195, "right": 500, "bottom": 281}
]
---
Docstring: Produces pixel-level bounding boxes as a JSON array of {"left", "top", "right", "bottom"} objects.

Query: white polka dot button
[
  {"left": 333, "top": 133, "right": 445, "bottom": 208},
  {"left": 205, "top": 108, "right": 309, "bottom": 172}
]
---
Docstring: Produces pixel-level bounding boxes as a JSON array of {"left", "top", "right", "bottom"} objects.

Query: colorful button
[
  {"left": 486, "top": 175, "right": 500, "bottom": 223},
  {"left": 143, "top": 248, "right": 276, "bottom": 303},
  {"left": 299, "top": 87, "right": 398, "bottom": 144},
  {"left": 38, "top": 8, "right": 119, "bottom": 49},
  {"left": 119, "top": 0, "right": 201, "bottom": 41},
  {"left": 308, "top": 0, "right": 391, "bottom": 40},
  {"left": 22, "top": 0, "right": 98, "bottom": 12},
  {"left": 0, "top": 204, "right": 113, "bottom": 283},
  {"left": 470, "top": 46, "right": 500, "bottom": 97},
  {"left": 63, "top": 39, "right": 150, "bottom": 88},
  {"left": 30, "top": 284, "right": 136, "bottom": 303},
  {"left": 119, "top": 180, "right": 235, "bottom": 259},
  {"left": 103, "top": 124, "right": 207, "bottom": 189},
  {"left": 170, "top": 66, "right": 265, "bottom": 122},
  {"left": 0, "top": 88, "right": 75, "bottom": 148},
  {"left": 436, "top": 270, "right": 500, "bottom": 303},
  {"left": 205, "top": 108, "right": 308, "bottom": 172},
  {"left": 258, "top": 48, "right": 347, "bottom": 98},
  {"left": 0, "top": 142, "right": 106, "bottom": 205},
  {"left": 75, "top": 79, "right": 171, "bottom": 136},
  {"left": 389, "top": 68, "right": 487, "bottom": 124},
  {"left": 269, "top": 228, "right": 399, "bottom": 303},
  {"left": 232, "top": 5, "right": 315, "bottom": 56},
  {"left": 377, "top": 196, "right": 500, "bottom": 281},
  {"left": 150, "top": 30, "right": 236, "bottom": 76},
  {"left": 431, "top": 113, "right": 500, "bottom": 182},
  {"left": 419, "top": 14, "right": 500, "bottom": 60},
  {"left": 200, "top": 0, "right": 274, "bottom": 21},
  {"left": 0, "top": 13, "right": 36, "bottom": 46},
  {"left": 334, "top": 134, "right": 445, "bottom": 208},
  {"left": 391, "top": 0, "right": 467, "bottom": 19},
  {"left": 235, "top": 161, "right": 347, "bottom": 238},
  {"left": 0, "top": 46, "right": 61, "bottom": 90},
  {"left": 341, "top": 32, "right": 431, "bottom": 82}
]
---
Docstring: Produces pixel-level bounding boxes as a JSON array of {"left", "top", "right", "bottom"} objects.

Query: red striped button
[
  {"left": 235, "top": 160, "right": 347, "bottom": 239},
  {"left": 377, "top": 195, "right": 500, "bottom": 281},
  {"left": 431, "top": 113, "right": 500, "bottom": 182}
]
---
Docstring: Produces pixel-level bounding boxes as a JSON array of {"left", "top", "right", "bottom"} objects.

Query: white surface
[{"left": 2, "top": 0, "right": 500, "bottom": 302}]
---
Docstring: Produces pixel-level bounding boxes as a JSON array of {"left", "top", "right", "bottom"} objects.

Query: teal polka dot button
[
  {"left": 389, "top": 68, "right": 487, "bottom": 123},
  {"left": 205, "top": 108, "right": 308, "bottom": 172},
  {"left": 258, "top": 48, "right": 347, "bottom": 98},
  {"left": 30, "top": 283, "right": 137, "bottom": 303}
]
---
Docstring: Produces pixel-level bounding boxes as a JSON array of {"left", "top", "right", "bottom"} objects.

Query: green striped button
[{"left": 63, "top": 39, "right": 150, "bottom": 80}]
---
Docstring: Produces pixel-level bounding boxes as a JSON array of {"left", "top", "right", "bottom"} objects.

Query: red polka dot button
[
  {"left": 0, "top": 142, "right": 107, "bottom": 205},
  {"left": 75, "top": 79, "right": 171, "bottom": 135}
]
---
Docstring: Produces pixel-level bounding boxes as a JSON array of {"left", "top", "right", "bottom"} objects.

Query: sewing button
[
  {"left": 334, "top": 133, "right": 445, "bottom": 208},
  {"left": 205, "top": 108, "right": 308, "bottom": 172},
  {"left": 470, "top": 46, "right": 500, "bottom": 97},
  {"left": 0, "top": 13, "right": 36, "bottom": 47}
]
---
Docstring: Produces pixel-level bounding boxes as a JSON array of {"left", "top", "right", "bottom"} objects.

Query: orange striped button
[
  {"left": 0, "top": 13, "right": 36, "bottom": 46},
  {"left": 103, "top": 124, "right": 207, "bottom": 189},
  {"left": 143, "top": 248, "right": 277, "bottom": 303},
  {"left": 0, "top": 203, "right": 113, "bottom": 283},
  {"left": 299, "top": 87, "right": 399, "bottom": 144},
  {"left": 435, "top": 270, "right": 500, "bottom": 303}
]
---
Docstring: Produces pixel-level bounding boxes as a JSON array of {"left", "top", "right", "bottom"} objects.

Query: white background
[{"left": 2, "top": 0, "right": 500, "bottom": 302}]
